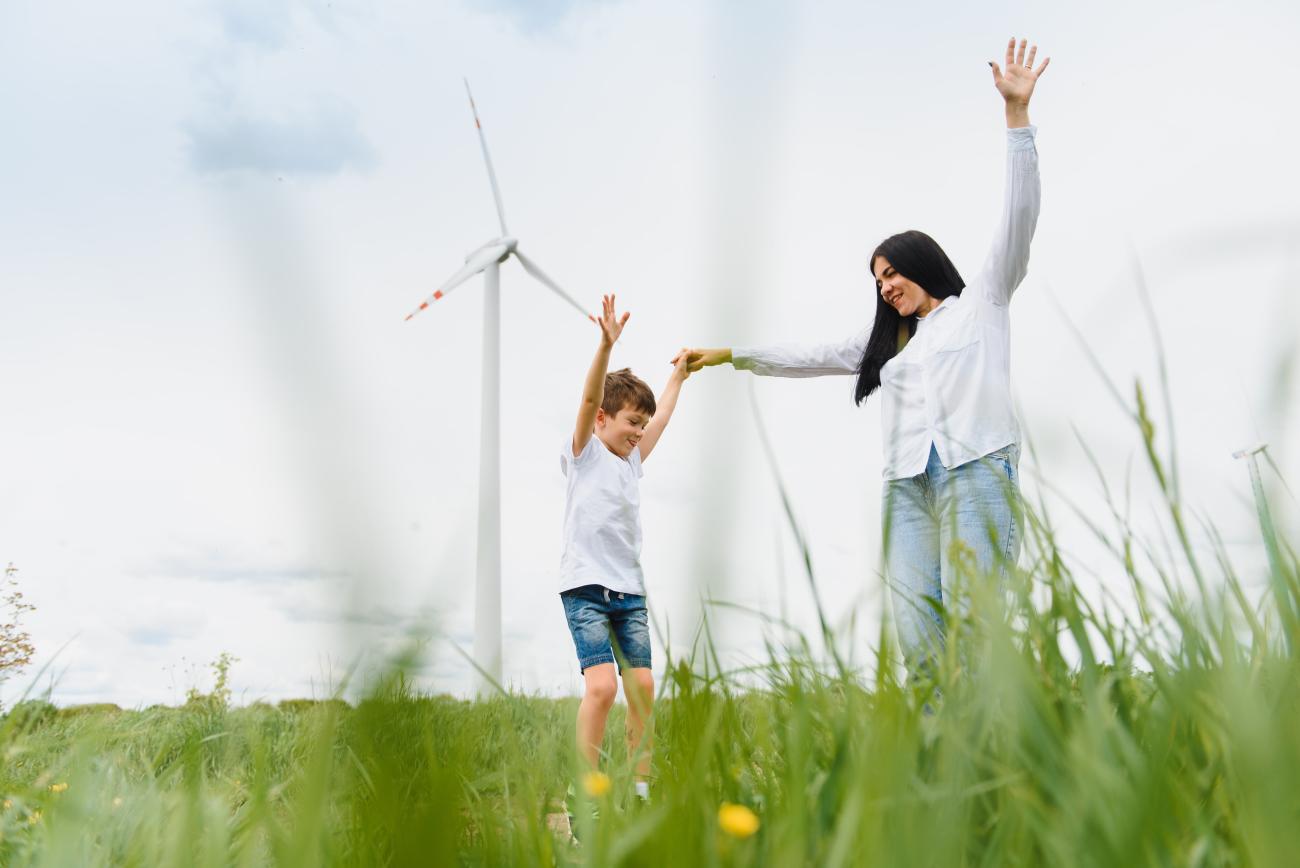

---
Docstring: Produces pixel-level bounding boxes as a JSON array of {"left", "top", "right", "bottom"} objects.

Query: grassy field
[
  {"left": 3, "top": 567, "right": 1299, "bottom": 868},
  {"left": 4, "top": 373, "right": 1299, "bottom": 866}
]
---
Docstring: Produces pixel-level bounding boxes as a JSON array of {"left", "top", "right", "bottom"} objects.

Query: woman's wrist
[{"left": 1005, "top": 103, "right": 1030, "bottom": 129}]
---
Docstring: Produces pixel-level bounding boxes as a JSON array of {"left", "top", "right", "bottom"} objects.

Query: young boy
[{"left": 559, "top": 293, "right": 689, "bottom": 802}]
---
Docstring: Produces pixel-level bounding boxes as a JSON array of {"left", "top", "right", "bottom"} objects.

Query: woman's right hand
[
  {"left": 990, "top": 37, "right": 1048, "bottom": 127},
  {"left": 671, "top": 348, "right": 732, "bottom": 372}
]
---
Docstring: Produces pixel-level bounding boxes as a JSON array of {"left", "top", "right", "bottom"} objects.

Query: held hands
[
  {"left": 591, "top": 293, "right": 629, "bottom": 349},
  {"left": 670, "top": 348, "right": 693, "bottom": 382},
  {"left": 990, "top": 37, "right": 1049, "bottom": 114},
  {"left": 670, "top": 348, "right": 730, "bottom": 373}
]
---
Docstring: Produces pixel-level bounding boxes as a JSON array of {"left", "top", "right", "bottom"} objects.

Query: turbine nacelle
[{"left": 466, "top": 237, "right": 517, "bottom": 264}]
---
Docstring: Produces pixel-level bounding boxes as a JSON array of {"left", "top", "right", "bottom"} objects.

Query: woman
[{"left": 678, "top": 38, "right": 1050, "bottom": 676}]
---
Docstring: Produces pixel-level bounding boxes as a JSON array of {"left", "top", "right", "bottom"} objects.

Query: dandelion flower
[
  {"left": 49, "top": 782, "right": 68, "bottom": 794},
  {"left": 28, "top": 810, "right": 42, "bottom": 825},
  {"left": 581, "top": 771, "right": 612, "bottom": 798},
  {"left": 718, "top": 802, "right": 760, "bottom": 838},
  {"left": 3, "top": 799, "right": 11, "bottom": 809}
]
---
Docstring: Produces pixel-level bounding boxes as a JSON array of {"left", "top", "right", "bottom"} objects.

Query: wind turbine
[{"left": 406, "top": 80, "right": 590, "bottom": 697}]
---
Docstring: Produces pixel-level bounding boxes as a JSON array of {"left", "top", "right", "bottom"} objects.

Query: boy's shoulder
[
  {"left": 559, "top": 436, "right": 643, "bottom": 479},
  {"left": 561, "top": 435, "right": 601, "bottom": 468}
]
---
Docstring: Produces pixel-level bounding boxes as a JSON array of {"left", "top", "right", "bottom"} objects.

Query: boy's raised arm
[
  {"left": 572, "top": 294, "right": 629, "bottom": 458},
  {"left": 638, "top": 350, "right": 690, "bottom": 463}
]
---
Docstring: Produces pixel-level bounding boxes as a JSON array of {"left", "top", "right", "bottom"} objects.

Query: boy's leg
[
  {"left": 621, "top": 667, "right": 654, "bottom": 782},
  {"left": 561, "top": 587, "right": 620, "bottom": 769},
  {"left": 608, "top": 592, "right": 654, "bottom": 786},
  {"left": 577, "top": 663, "right": 618, "bottom": 768}
]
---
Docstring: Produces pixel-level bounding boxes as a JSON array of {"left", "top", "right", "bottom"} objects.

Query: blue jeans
[
  {"left": 882, "top": 443, "right": 1022, "bottom": 675},
  {"left": 560, "top": 585, "right": 652, "bottom": 673}
]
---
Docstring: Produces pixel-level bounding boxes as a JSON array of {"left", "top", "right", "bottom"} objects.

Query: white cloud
[
  {"left": 217, "top": 0, "right": 294, "bottom": 49},
  {"left": 471, "top": 0, "right": 609, "bottom": 32},
  {"left": 185, "top": 99, "right": 376, "bottom": 176},
  {"left": 187, "top": 0, "right": 377, "bottom": 177}
]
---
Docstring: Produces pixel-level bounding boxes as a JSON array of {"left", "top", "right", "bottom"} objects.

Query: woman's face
[{"left": 873, "top": 256, "right": 937, "bottom": 317}]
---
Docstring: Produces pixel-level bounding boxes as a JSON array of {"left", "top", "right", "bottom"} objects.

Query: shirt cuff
[
  {"left": 1007, "top": 124, "right": 1037, "bottom": 151},
  {"left": 730, "top": 348, "right": 757, "bottom": 371}
]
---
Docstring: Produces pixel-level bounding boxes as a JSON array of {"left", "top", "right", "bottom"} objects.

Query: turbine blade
[
  {"left": 464, "top": 79, "right": 509, "bottom": 237},
  {"left": 513, "top": 249, "right": 591, "bottom": 320},
  {"left": 404, "top": 243, "right": 507, "bottom": 322}
]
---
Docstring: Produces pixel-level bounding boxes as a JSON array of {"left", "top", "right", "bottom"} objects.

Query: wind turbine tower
[{"left": 406, "top": 81, "right": 590, "bottom": 697}]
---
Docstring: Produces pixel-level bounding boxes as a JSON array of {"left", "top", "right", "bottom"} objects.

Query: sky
[{"left": 2, "top": 0, "right": 1299, "bottom": 707}]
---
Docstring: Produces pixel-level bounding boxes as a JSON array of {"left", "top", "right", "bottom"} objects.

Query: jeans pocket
[{"left": 987, "top": 443, "right": 1019, "bottom": 464}]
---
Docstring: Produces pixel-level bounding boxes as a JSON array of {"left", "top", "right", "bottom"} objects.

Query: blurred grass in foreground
[{"left": 3, "top": 359, "right": 1299, "bottom": 866}]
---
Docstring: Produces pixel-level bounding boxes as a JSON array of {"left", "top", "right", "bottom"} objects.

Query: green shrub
[
  {"left": 3, "top": 699, "right": 56, "bottom": 730},
  {"left": 55, "top": 703, "right": 123, "bottom": 718}
]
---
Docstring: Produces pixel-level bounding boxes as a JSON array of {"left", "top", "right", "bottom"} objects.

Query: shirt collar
[{"left": 916, "top": 295, "right": 955, "bottom": 324}]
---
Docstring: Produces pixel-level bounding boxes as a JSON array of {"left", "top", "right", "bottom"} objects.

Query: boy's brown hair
[{"left": 601, "top": 368, "right": 656, "bottom": 417}]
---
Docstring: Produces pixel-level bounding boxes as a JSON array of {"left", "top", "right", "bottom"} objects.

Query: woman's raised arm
[
  {"left": 991, "top": 37, "right": 1049, "bottom": 130},
  {"left": 979, "top": 38, "right": 1049, "bottom": 306}
]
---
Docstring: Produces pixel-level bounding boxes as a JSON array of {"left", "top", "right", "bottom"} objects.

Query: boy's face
[{"left": 595, "top": 404, "right": 650, "bottom": 458}]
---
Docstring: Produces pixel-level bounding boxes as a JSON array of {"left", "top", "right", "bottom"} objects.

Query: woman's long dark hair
[{"left": 854, "top": 230, "right": 965, "bottom": 405}]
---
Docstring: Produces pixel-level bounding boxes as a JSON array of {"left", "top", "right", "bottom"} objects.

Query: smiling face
[
  {"left": 873, "top": 255, "right": 940, "bottom": 318},
  {"left": 595, "top": 404, "right": 650, "bottom": 458}
]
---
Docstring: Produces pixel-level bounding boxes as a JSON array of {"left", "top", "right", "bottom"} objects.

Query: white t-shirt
[{"left": 558, "top": 435, "right": 645, "bottom": 595}]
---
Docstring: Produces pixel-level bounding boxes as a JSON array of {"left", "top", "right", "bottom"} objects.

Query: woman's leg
[
  {"left": 883, "top": 472, "right": 944, "bottom": 676},
  {"left": 937, "top": 445, "right": 1023, "bottom": 621}
]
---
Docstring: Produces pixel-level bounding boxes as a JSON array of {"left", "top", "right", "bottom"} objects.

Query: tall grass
[{"left": 3, "top": 366, "right": 1298, "bottom": 865}]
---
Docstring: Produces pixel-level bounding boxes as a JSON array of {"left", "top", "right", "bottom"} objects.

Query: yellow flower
[
  {"left": 718, "top": 802, "right": 760, "bottom": 838},
  {"left": 581, "top": 771, "right": 612, "bottom": 798},
  {"left": 112, "top": 796, "right": 124, "bottom": 809},
  {"left": 28, "top": 809, "right": 42, "bottom": 825},
  {"left": 49, "top": 782, "right": 69, "bottom": 794},
  {"left": 3, "top": 799, "right": 11, "bottom": 809}
]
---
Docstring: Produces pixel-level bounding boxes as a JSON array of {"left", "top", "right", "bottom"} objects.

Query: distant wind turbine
[{"left": 406, "top": 80, "right": 590, "bottom": 697}]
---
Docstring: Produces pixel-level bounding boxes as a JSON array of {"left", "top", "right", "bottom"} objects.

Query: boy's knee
[
  {"left": 631, "top": 668, "right": 654, "bottom": 695},
  {"left": 585, "top": 674, "right": 618, "bottom": 708},
  {"left": 625, "top": 668, "right": 654, "bottom": 705}
]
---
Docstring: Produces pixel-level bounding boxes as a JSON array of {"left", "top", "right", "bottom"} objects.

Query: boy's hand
[
  {"left": 590, "top": 294, "right": 630, "bottom": 348},
  {"left": 671, "top": 348, "right": 692, "bottom": 381}
]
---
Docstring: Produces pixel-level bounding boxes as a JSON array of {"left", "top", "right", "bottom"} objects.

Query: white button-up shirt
[{"left": 733, "top": 126, "right": 1040, "bottom": 480}]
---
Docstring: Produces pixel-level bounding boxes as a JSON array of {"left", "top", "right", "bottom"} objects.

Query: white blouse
[{"left": 732, "top": 126, "right": 1041, "bottom": 480}]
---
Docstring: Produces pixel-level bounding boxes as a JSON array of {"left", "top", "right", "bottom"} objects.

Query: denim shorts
[{"left": 560, "top": 585, "right": 652, "bottom": 673}]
